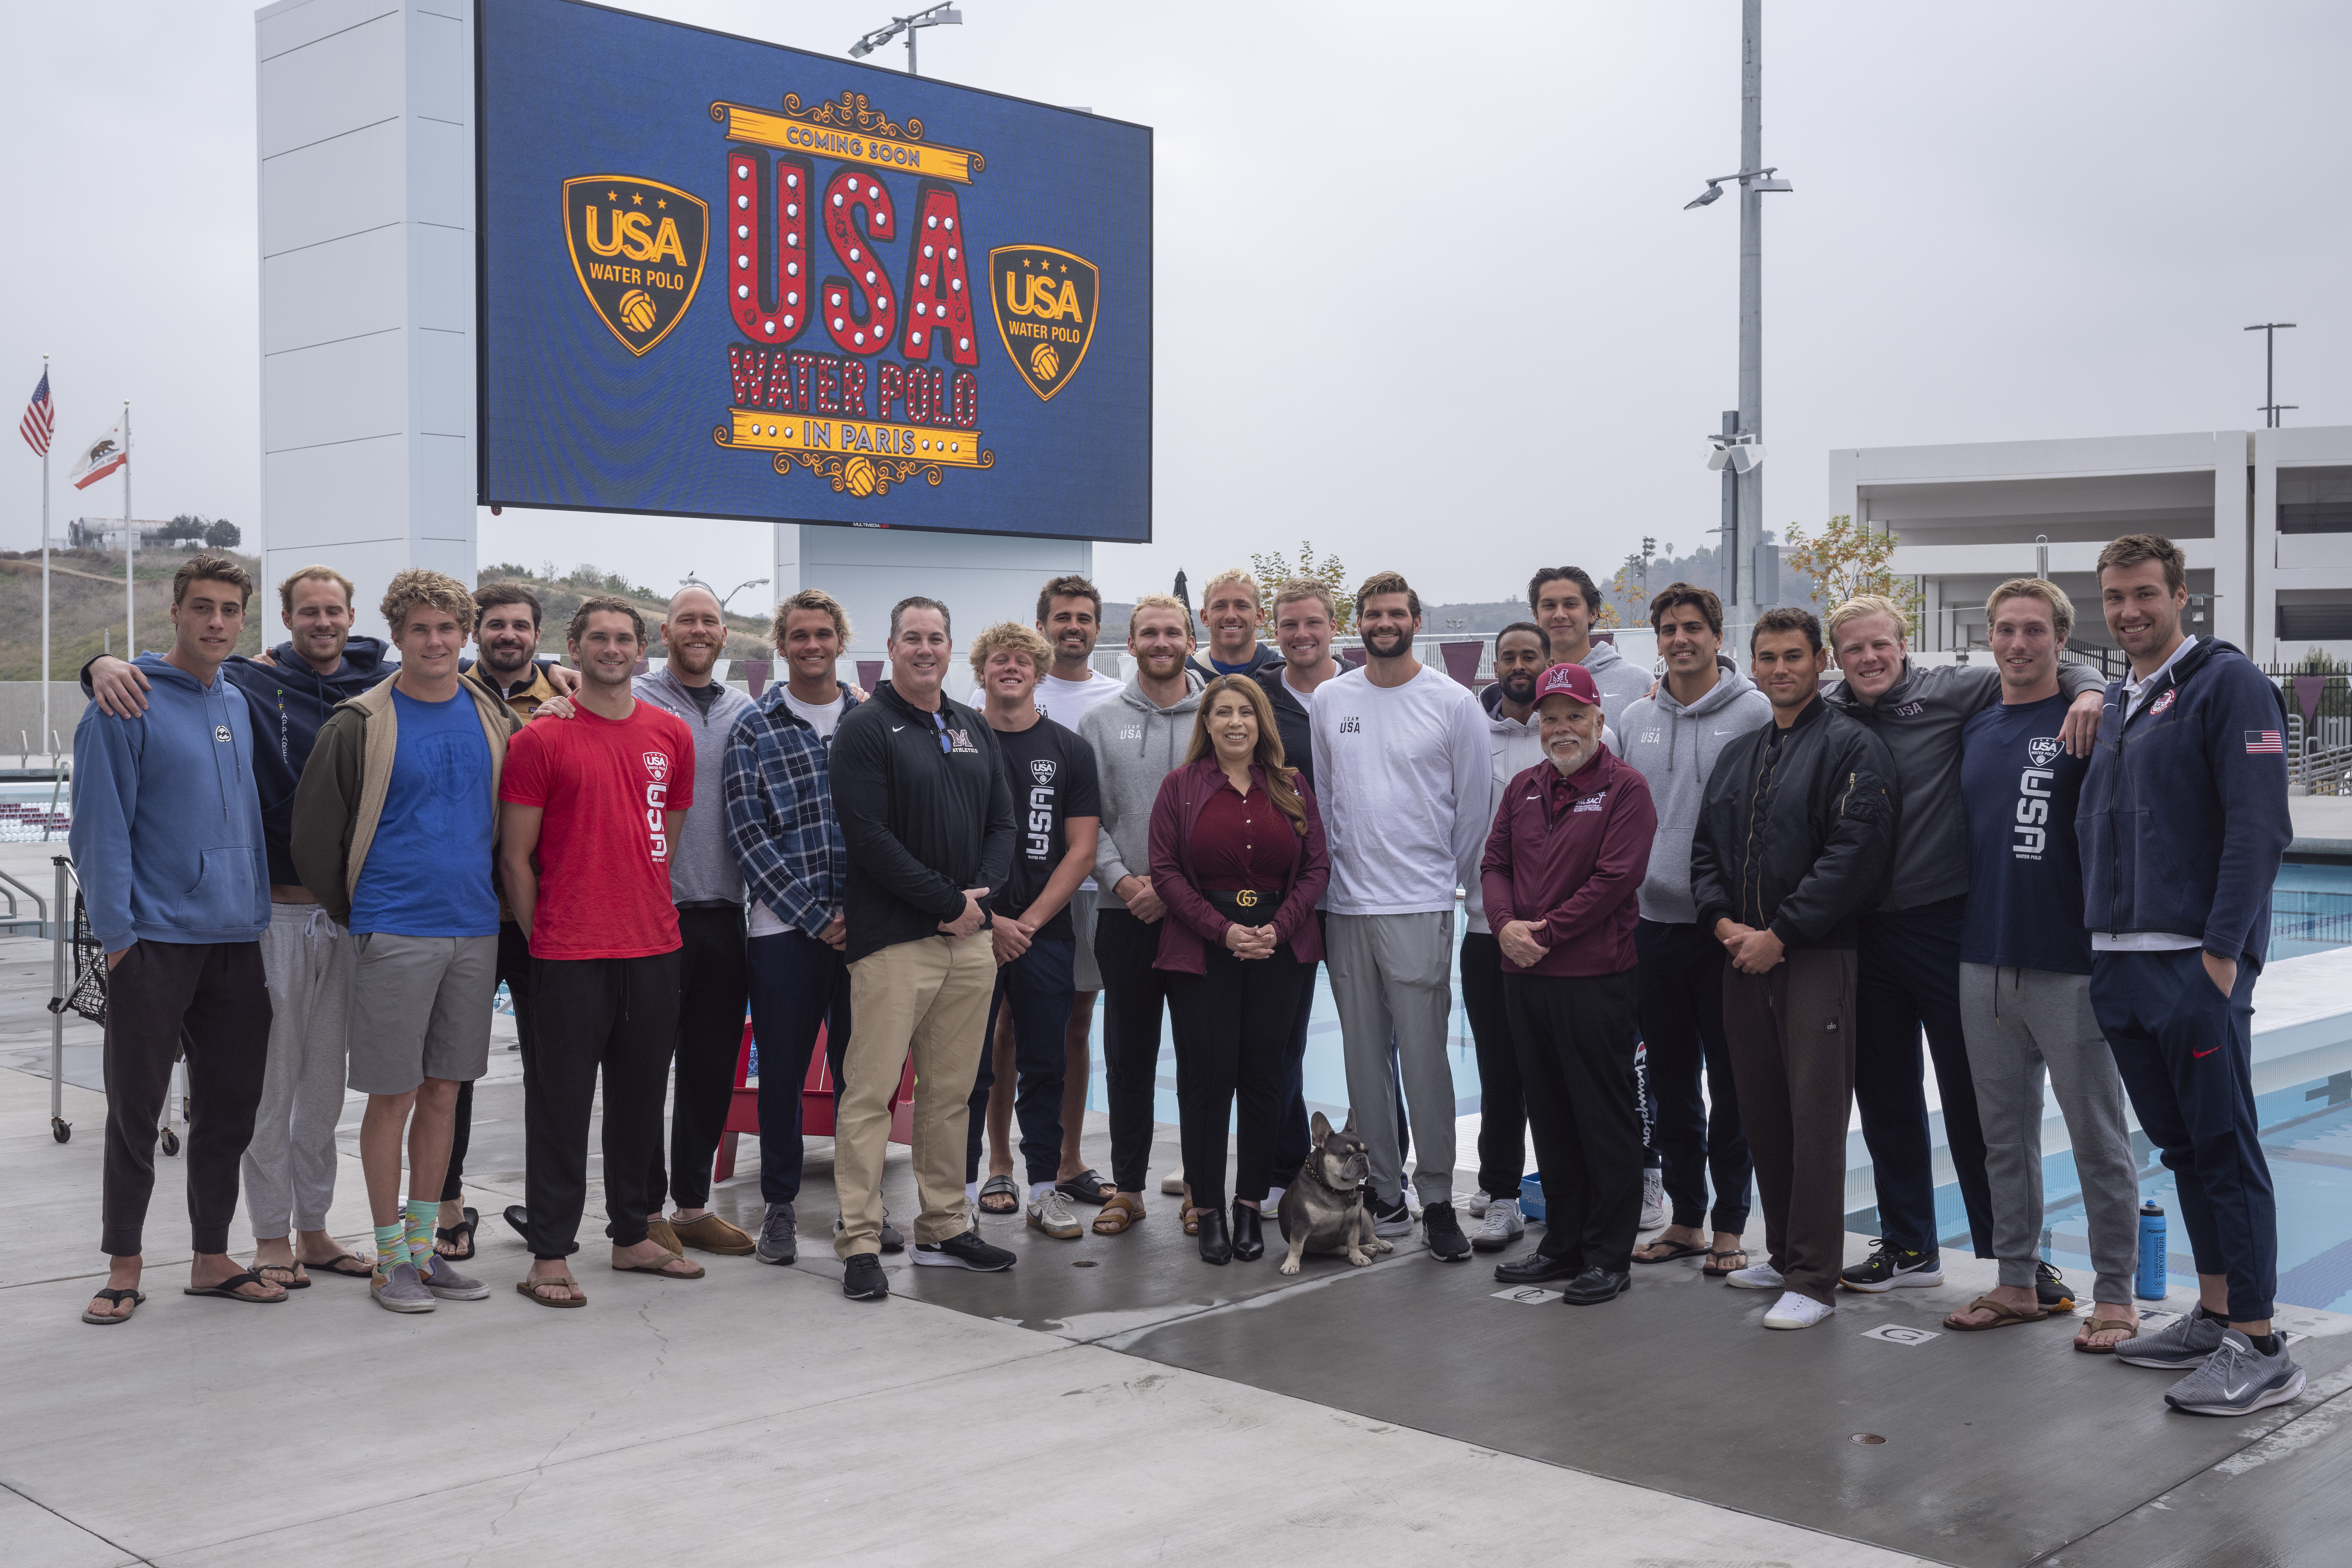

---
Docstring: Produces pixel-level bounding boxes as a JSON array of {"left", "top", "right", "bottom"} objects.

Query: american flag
[
  {"left": 19, "top": 370, "right": 51, "bottom": 456},
  {"left": 2246, "top": 730, "right": 2284, "bottom": 755}
]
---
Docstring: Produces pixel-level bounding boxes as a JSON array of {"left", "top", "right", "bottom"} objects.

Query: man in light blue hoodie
[
  {"left": 1614, "top": 584, "right": 1770, "bottom": 1279},
  {"left": 72, "top": 554, "right": 279, "bottom": 1325}
]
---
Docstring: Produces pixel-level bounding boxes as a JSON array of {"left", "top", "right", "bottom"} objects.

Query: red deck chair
[{"left": 713, "top": 1017, "right": 916, "bottom": 1182}]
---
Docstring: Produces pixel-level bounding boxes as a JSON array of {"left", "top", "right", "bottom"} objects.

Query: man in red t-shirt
[{"left": 497, "top": 597, "right": 702, "bottom": 1307}]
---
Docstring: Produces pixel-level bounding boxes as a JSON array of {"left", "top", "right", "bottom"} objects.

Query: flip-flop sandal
[
  {"left": 435, "top": 1207, "right": 479, "bottom": 1262},
  {"left": 254, "top": 1260, "right": 311, "bottom": 1289},
  {"left": 1702, "top": 1249, "right": 1748, "bottom": 1279},
  {"left": 82, "top": 1287, "right": 146, "bottom": 1325},
  {"left": 2073, "top": 1314, "right": 2138, "bottom": 1354},
  {"left": 1633, "top": 1238, "right": 1707, "bottom": 1265},
  {"left": 1945, "top": 1293, "right": 2051, "bottom": 1331},
  {"left": 299, "top": 1251, "right": 374, "bottom": 1279},
  {"left": 977, "top": 1174, "right": 1022, "bottom": 1215},
  {"left": 1056, "top": 1169, "right": 1115, "bottom": 1205},
  {"left": 183, "top": 1269, "right": 288, "bottom": 1303},
  {"left": 516, "top": 1276, "right": 586, "bottom": 1308},
  {"left": 613, "top": 1255, "right": 706, "bottom": 1279},
  {"left": 1092, "top": 1193, "right": 1145, "bottom": 1234}
]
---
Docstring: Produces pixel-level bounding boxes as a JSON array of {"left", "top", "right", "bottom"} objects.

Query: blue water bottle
[{"left": 2136, "top": 1199, "right": 2167, "bottom": 1300}]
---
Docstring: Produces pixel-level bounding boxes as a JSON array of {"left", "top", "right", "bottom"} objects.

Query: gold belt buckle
[{"left": 1234, "top": 889, "right": 1260, "bottom": 908}]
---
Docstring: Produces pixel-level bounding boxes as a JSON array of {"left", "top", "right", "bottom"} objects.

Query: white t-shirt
[
  {"left": 1309, "top": 664, "right": 1492, "bottom": 915},
  {"left": 748, "top": 689, "right": 849, "bottom": 939}
]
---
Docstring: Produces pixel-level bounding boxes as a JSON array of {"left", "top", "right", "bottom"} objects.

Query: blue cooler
[{"left": 1519, "top": 1173, "right": 1545, "bottom": 1223}]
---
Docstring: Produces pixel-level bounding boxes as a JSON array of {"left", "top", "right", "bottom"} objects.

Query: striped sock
[
  {"left": 374, "top": 1222, "right": 406, "bottom": 1277},
  {"left": 404, "top": 1199, "right": 439, "bottom": 1271}
]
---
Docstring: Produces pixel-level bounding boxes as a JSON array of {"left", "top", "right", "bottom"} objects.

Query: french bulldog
[{"left": 1276, "top": 1111, "right": 1396, "bottom": 1275}]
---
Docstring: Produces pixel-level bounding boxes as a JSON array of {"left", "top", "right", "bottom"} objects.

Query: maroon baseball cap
[{"left": 1534, "top": 663, "right": 1602, "bottom": 707}]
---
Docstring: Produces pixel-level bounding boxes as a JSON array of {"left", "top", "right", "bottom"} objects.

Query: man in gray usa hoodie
[
  {"left": 1614, "top": 583, "right": 1771, "bottom": 1277},
  {"left": 1075, "top": 595, "right": 1205, "bottom": 1226}
]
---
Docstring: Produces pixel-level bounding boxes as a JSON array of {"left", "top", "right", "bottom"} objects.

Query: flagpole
[
  {"left": 39, "top": 356, "right": 49, "bottom": 763},
  {"left": 121, "top": 400, "right": 132, "bottom": 658}
]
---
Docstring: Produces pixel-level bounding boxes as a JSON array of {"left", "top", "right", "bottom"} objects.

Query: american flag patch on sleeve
[{"left": 2245, "top": 730, "right": 2283, "bottom": 754}]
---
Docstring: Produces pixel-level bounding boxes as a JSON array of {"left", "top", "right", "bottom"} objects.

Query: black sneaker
[
  {"left": 841, "top": 1252, "right": 889, "bottom": 1302},
  {"left": 1368, "top": 1195, "right": 1413, "bottom": 1238},
  {"left": 912, "top": 1228, "right": 1017, "bottom": 1272},
  {"left": 1839, "top": 1238, "right": 1944, "bottom": 1293},
  {"left": 1423, "top": 1201, "right": 1471, "bottom": 1262},
  {"left": 2036, "top": 1261, "right": 2076, "bottom": 1311}
]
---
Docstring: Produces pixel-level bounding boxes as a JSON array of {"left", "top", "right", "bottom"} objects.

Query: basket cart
[{"left": 44, "top": 857, "right": 184, "bottom": 1154}]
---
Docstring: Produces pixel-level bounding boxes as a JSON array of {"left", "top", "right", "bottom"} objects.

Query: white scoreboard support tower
[{"left": 258, "top": 0, "right": 1094, "bottom": 654}]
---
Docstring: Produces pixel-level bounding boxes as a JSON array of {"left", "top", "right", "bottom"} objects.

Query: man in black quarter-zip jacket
[
  {"left": 825, "top": 596, "right": 1017, "bottom": 1301},
  {"left": 1690, "top": 607, "right": 1896, "bottom": 1332}
]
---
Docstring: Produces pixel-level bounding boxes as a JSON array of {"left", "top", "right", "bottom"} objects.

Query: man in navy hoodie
[
  {"left": 72, "top": 554, "right": 281, "bottom": 1323},
  {"left": 2082, "top": 534, "right": 2302, "bottom": 1417}
]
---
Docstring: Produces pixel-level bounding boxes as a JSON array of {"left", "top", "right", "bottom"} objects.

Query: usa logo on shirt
[
  {"left": 2027, "top": 737, "right": 2064, "bottom": 768},
  {"left": 1030, "top": 758, "right": 1058, "bottom": 785},
  {"left": 642, "top": 751, "right": 670, "bottom": 783}
]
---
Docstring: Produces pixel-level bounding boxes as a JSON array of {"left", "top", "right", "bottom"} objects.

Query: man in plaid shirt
[{"left": 725, "top": 590, "right": 880, "bottom": 1266}]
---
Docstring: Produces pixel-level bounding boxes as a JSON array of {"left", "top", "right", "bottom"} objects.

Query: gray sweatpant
[
  {"left": 1326, "top": 910, "right": 1457, "bottom": 1208},
  {"left": 242, "top": 902, "right": 352, "bottom": 1238},
  {"left": 1958, "top": 963, "right": 2139, "bottom": 1304}
]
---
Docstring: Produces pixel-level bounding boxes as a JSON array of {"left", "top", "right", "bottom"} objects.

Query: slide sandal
[{"left": 977, "top": 1174, "right": 1022, "bottom": 1215}]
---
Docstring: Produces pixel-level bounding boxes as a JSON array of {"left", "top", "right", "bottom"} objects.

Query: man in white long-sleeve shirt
[{"left": 1311, "top": 570, "right": 1490, "bottom": 1261}]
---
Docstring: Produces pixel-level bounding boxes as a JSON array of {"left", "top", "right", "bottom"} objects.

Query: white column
[
  {"left": 2210, "top": 430, "right": 2254, "bottom": 655},
  {"left": 256, "top": 0, "right": 475, "bottom": 637}
]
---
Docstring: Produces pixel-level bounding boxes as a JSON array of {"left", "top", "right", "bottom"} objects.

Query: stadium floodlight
[
  {"left": 1705, "top": 434, "right": 1766, "bottom": 474},
  {"left": 848, "top": 3, "right": 963, "bottom": 74}
]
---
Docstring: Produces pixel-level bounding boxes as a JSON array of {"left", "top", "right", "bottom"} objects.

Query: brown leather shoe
[
  {"left": 671, "top": 1213, "right": 756, "bottom": 1256},
  {"left": 645, "top": 1218, "right": 684, "bottom": 1256}
]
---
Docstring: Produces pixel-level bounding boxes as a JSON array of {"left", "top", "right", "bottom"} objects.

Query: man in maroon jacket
[{"left": 1480, "top": 663, "right": 1658, "bottom": 1307}]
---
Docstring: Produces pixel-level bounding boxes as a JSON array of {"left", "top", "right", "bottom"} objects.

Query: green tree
[
  {"left": 1248, "top": 540, "right": 1353, "bottom": 632},
  {"left": 1782, "top": 514, "right": 1922, "bottom": 634}
]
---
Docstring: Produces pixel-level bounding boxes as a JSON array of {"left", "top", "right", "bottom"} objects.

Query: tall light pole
[
  {"left": 1686, "top": 0, "right": 1791, "bottom": 611},
  {"left": 849, "top": 3, "right": 962, "bottom": 75},
  {"left": 2245, "top": 321, "right": 2297, "bottom": 429}
]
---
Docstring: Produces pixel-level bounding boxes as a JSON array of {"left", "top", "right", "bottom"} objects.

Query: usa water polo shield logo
[
  {"left": 564, "top": 176, "right": 709, "bottom": 355},
  {"left": 1030, "top": 757, "right": 1058, "bottom": 785},
  {"left": 2150, "top": 689, "right": 2177, "bottom": 718},
  {"left": 2027, "top": 737, "right": 2064, "bottom": 768},
  {"left": 642, "top": 751, "right": 671, "bottom": 783},
  {"left": 989, "top": 245, "right": 1098, "bottom": 401}
]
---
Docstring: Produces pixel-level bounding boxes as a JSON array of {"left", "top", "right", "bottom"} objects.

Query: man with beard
[
  {"left": 1078, "top": 595, "right": 1204, "bottom": 1235},
  {"left": 1461, "top": 624, "right": 1561, "bottom": 1253},
  {"left": 1618, "top": 584, "right": 1770, "bottom": 1279},
  {"left": 971, "top": 576, "right": 1125, "bottom": 1209},
  {"left": 1480, "top": 663, "right": 1657, "bottom": 1306},
  {"left": 1311, "top": 571, "right": 1487, "bottom": 1261},
  {"left": 1187, "top": 568, "right": 1283, "bottom": 681},
  {"left": 500, "top": 598, "right": 702, "bottom": 1306}
]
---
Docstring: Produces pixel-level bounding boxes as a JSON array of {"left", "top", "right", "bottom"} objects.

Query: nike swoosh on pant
[{"left": 2193, "top": 1046, "right": 2219, "bottom": 1058}]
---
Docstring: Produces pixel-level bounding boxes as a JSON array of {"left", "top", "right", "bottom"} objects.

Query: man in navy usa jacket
[{"left": 2079, "top": 534, "right": 2299, "bottom": 1417}]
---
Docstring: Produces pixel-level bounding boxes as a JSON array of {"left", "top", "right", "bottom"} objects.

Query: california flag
[{"left": 67, "top": 421, "right": 127, "bottom": 490}]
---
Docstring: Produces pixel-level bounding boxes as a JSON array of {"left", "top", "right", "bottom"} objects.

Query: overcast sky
[{"left": 3, "top": 0, "right": 2346, "bottom": 609}]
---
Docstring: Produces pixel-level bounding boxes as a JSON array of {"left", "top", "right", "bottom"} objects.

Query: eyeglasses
[{"left": 932, "top": 712, "right": 951, "bottom": 755}]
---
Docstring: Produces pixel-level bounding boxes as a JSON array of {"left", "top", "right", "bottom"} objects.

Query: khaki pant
[{"left": 835, "top": 931, "right": 998, "bottom": 1257}]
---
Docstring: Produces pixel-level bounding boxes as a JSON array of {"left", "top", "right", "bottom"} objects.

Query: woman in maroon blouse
[{"left": 1147, "top": 675, "right": 1330, "bottom": 1264}]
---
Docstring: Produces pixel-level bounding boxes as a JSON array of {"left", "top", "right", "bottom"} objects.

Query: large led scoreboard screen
[{"left": 477, "top": 0, "right": 1152, "bottom": 542}]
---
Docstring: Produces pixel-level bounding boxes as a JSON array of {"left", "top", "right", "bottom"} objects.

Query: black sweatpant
[
  {"left": 1857, "top": 896, "right": 1992, "bottom": 1256},
  {"left": 1169, "top": 941, "right": 1307, "bottom": 1212},
  {"left": 444, "top": 920, "right": 537, "bottom": 1203},
  {"left": 520, "top": 949, "right": 680, "bottom": 1259},
  {"left": 1459, "top": 931, "right": 1529, "bottom": 1201},
  {"left": 650, "top": 904, "right": 751, "bottom": 1212},
  {"left": 1507, "top": 968, "right": 1643, "bottom": 1272},
  {"left": 1636, "top": 918, "right": 1751, "bottom": 1234},
  {"left": 1093, "top": 905, "right": 1175, "bottom": 1195},
  {"left": 100, "top": 939, "right": 272, "bottom": 1257}
]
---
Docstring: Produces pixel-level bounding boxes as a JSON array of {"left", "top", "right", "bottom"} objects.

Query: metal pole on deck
[{"left": 49, "top": 856, "right": 69, "bottom": 1142}]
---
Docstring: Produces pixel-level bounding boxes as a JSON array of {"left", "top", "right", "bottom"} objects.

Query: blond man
[{"left": 1189, "top": 567, "right": 1282, "bottom": 680}]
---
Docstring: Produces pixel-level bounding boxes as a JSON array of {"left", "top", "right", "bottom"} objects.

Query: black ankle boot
[
  {"left": 1197, "top": 1205, "right": 1233, "bottom": 1264},
  {"left": 1230, "top": 1201, "right": 1264, "bottom": 1260}
]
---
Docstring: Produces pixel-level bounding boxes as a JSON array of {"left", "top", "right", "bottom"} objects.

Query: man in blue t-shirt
[
  {"left": 1945, "top": 579, "right": 2141, "bottom": 1349},
  {"left": 292, "top": 572, "right": 519, "bottom": 1314}
]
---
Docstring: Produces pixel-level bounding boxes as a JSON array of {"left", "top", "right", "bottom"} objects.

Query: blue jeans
[
  {"left": 747, "top": 928, "right": 852, "bottom": 1207},
  {"left": 966, "top": 934, "right": 1077, "bottom": 1187}
]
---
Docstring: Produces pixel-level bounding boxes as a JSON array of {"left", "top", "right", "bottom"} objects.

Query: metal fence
[
  {"left": 2273, "top": 889, "right": 2352, "bottom": 951},
  {"left": 2266, "top": 668, "right": 2352, "bottom": 795}
]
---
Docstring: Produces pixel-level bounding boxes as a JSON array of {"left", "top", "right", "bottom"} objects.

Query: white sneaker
[
  {"left": 1263, "top": 1185, "right": 1287, "bottom": 1215},
  {"left": 1725, "top": 1261, "right": 1785, "bottom": 1291},
  {"left": 1160, "top": 1167, "right": 1186, "bottom": 1196},
  {"left": 1464, "top": 1189, "right": 1493, "bottom": 1218},
  {"left": 1471, "top": 1197, "right": 1524, "bottom": 1252},
  {"left": 1763, "top": 1290, "right": 1835, "bottom": 1330},
  {"left": 1639, "top": 1168, "right": 1667, "bottom": 1231}
]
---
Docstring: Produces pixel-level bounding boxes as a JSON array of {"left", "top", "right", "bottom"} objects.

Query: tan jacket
[{"left": 289, "top": 676, "right": 523, "bottom": 925}]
